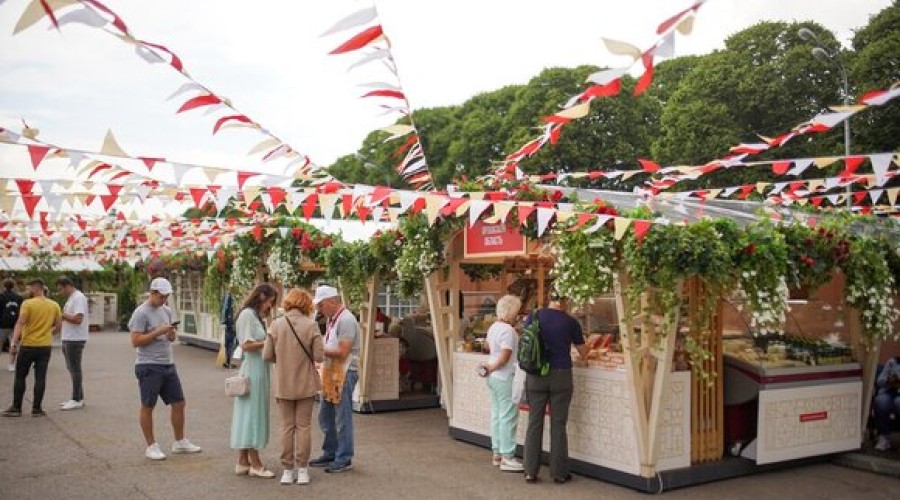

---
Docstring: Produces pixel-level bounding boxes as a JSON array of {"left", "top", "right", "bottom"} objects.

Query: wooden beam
[{"left": 355, "top": 275, "right": 379, "bottom": 404}]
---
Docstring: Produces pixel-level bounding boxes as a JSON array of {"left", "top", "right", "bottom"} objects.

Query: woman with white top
[{"left": 478, "top": 294, "right": 524, "bottom": 472}]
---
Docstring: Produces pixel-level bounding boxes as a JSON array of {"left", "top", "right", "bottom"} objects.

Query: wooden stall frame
[
  {"left": 348, "top": 275, "right": 380, "bottom": 406},
  {"left": 614, "top": 271, "right": 683, "bottom": 478}
]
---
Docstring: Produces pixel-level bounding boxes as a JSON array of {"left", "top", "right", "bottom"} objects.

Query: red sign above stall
[{"left": 464, "top": 221, "right": 527, "bottom": 258}]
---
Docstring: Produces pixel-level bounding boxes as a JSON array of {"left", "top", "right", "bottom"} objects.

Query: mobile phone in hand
[{"left": 171, "top": 321, "right": 181, "bottom": 327}]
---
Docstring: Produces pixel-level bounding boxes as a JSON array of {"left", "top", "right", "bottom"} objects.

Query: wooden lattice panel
[{"left": 684, "top": 277, "right": 724, "bottom": 463}]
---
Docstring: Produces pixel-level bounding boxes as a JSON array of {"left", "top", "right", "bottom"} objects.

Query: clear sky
[{"left": 0, "top": 0, "right": 892, "bottom": 181}]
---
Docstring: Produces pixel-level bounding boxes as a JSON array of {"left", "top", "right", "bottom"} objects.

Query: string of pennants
[
  {"left": 3, "top": 136, "right": 896, "bottom": 222},
  {"left": 647, "top": 84, "right": 900, "bottom": 193},
  {"left": 495, "top": 0, "right": 707, "bottom": 179},
  {"left": 4, "top": 177, "right": 895, "bottom": 261},
  {"left": 321, "top": 4, "right": 435, "bottom": 190},
  {"left": 11, "top": 0, "right": 329, "bottom": 182}
]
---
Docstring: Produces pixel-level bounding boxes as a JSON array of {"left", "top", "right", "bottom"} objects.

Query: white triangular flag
[
  {"left": 536, "top": 208, "right": 554, "bottom": 238},
  {"left": 469, "top": 200, "right": 491, "bottom": 227},
  {"left": 786, "top": 158, "right": 814, "bottom": 176},
  {"left": 869, "top": 153, "right": 893, "bottom": 187}
]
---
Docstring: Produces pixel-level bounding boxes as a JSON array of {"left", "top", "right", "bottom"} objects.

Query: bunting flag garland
[
  {"left": 11, "top": 0, "right": 331, "bottom": 183},
  {"left": 322, "top": 4, "right": 435, "bottom": 190},
  {"left": 494, "top": 0, "right": 707, "bottom": 179},
  {"left": 650, "top": 82, "right": 900, "bottom": 193}
]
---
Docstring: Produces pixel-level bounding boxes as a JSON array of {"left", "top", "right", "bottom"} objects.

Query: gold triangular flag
[
  {"left": 455, "top": 200, "right": 470, "bottom": 218},
  {"left": 101, "top": 129, "right": 128, "bottom": 157},
  {"left": 887, "top": 188, "right": 899, "bottom": 207},
  {"left": 814, "top": 156, "right": 839, "bottom": 169},
  {"left": 756, "top": 182, "right": 769, "bottom": 194},
  {"left": 829, "top": 104, "right": 866, "bottom": 113},
  {"left": 556, "top": 211, "right": 575, "bottom": 223},
  {"left": 613, "top": 217, "right": 631, "bottom": 240},
  {"left": 493, "top": 201, "right": 514, "bottom": 222},
  {"left": 705, "top": 189, "right": 723, "bottom": 200}
]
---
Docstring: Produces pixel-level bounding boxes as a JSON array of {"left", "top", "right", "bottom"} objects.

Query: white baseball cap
[
  {"left": 149, "top": 277, "right": 173, "bottom": 295},
  {"left": 313, "top": 285, "right": 340, "bottom": 305}
]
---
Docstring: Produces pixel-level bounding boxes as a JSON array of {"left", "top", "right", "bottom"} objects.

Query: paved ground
[{"left": 1, "top": 332, "right": 898, "bottom": 500}]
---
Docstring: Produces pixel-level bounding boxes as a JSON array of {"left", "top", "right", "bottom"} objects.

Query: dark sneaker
[
  {"left": 309, "top": 456, "right": 335, "bottom": 468},
  {"left": 31, "top": 409, "right": 46, "bottom": 417},
  {"left": 324, "top": 461, "right": 353, "bottom": 473},
  {"left": 2, "top": 407, "right": 21, "bottom": 417}
]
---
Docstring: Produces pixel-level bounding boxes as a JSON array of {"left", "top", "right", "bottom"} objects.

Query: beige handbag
[{"left": 225, "top": 373, "right": 249, "bottom": 397}]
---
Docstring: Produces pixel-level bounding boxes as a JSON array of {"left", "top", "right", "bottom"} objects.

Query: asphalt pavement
[{"left": 0, "top": 332, "right": 897, "bottom": 500}]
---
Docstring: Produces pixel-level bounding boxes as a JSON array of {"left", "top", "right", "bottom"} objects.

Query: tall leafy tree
[{"left": 849, "top": 1, "right": 900, "bottom": 154}]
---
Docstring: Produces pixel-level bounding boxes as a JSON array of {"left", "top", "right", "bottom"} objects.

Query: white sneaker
[
  {"left": 875, "top": 435, "right": 892, "bottom": 451},
  {"left": 60, "top": 400, "right": 73, "bottom": 407},
  {"left": 500, "top": 457, "right": 524, "bottom": 472},
  {"left": 61, "top": 400, "right": 84, "bottom": 411},
  {"left": 171, "top": 439, "right": 202, "bottom": 454},
  {"left": 280, "top": 469, "right": 295, "bottom": 485},
  {"left": 296, "top": 467, "right": 310, "bottom": 485},
  {"left": 145, "top": 443, "right": 166, "bottom": 460}
]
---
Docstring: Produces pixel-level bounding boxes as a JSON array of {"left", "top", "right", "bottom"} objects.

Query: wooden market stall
[
  {"left": 424, "top": 190, "right": 877, "bottom": 492},
  {"left": 350, "top": 274, "right": 443, "bottom": 413}
]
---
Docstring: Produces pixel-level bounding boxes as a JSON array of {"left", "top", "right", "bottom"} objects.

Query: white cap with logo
[
  {"left": 313, "top": 285, "right": 340, "bottom": 305},
  {"left": 149, "top": 277, "right": 173, "bottom": 295}
]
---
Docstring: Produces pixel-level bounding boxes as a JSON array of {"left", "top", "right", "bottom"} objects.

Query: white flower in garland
[
  {"left": 551, "top": 228, "right": 615, "bottom": 305},
  {"left": 267, "top": 238, "right": 303, "bottom": 287},
  {"left": 230, "top": 251, "right": 257, "bottom": 295},
  {"left": 740, "top": 270, "right": 789, "bottom": 336}
]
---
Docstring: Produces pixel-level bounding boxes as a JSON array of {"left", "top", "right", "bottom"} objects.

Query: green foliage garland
[
  {"left": 551, "top": 221, "right": 615, "bottom": 305},
  {"left": 840, "top": 235, "right": 899, "bottom": 344}
]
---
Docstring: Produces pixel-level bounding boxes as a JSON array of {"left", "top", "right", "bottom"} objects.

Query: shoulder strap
[{"left": 286, "top": 317, "right": 314, "bottom": 363}]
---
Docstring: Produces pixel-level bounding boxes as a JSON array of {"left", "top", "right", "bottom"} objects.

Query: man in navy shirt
[{"left": 522, "top": 293, "right": 588, "bottom": 484}]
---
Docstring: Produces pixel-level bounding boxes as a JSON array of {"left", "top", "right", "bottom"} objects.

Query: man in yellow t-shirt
[{"left": 2, "top": 278, "right": 62, "bottom": 417}]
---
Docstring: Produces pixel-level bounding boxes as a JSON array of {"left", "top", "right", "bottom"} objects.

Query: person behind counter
[
  {"left": 873, "top": 356, "right": 900, "bottom": 451},
  {"left": 478, "top": 294, "right": 524, "bottom": 473},
  {"left": 522, "top": 292, "right": 588, "bottom": 484}
]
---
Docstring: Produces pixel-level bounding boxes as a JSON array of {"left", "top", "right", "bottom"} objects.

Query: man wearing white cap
[
  {"left": 128, "top": 277, "right": 202, "bottom": 461},
  {"left": 309, "top": 285, "right": 360, "bottom": 473}
]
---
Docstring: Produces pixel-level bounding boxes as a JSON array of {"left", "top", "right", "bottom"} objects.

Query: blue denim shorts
[{"left": 135, "top": 364, "right": 185, "bottom": 407}]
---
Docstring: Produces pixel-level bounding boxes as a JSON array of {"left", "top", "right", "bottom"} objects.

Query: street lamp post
[{"left": 798, "top": 28, "right": 852, "bottom": 208}]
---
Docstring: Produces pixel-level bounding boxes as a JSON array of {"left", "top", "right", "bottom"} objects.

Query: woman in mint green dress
[{"left": 230, "top": 283, "right": 277, "bottom": 478}]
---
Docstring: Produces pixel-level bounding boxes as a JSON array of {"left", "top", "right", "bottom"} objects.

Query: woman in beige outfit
[{"left": 263, "top": 289, "right": 324, "bottom": 486}]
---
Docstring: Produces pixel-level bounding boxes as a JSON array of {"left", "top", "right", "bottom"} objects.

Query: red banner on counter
[
  {"left": 464, "top": 221, "right": 527, "bottom": 258},
  {"left": 799, "top": 411, "right": 828, "bottom": 423}
]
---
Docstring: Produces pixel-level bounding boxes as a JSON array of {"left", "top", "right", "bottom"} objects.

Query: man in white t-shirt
[{"left": 57, "top": 277, "right": 89, "bottom": 411}]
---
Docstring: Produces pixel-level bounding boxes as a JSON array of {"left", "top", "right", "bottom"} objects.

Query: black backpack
[
  {"left": 1, "top": 298, "right": 20, "bottom": 328},
  {"left": 517, "top": 310, "right": 549, "bottom": 376}
]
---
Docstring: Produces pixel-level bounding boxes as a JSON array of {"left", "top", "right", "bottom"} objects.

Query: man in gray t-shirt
[
  {"left": 128, "top": 278, "right": 201, "bottom": 461},
  {"left": 309, "top": 285, "right": 360, "bottom": 473}
]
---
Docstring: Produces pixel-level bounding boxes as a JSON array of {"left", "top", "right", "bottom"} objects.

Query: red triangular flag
[
  {"left": 267, "top": 187, "right": 286, "bottom": 208},
  {"left": 15, "top": 179, "right": 35, "bottom": 195},
  {"left": 772, "top": 161, "right": 791, "bottom": 175},
  {"left": 27, "top": 145, "right": 50, "bottom": 170},
  {"left": 22, "top": 194, "right": 42, "bottom": 218},
  {"left": 303, "top": 193, "right": 318, "bottom": 220},
  {"left": 633, "top": 52, "right": 655, "bottom": 96},
  {"left": 633, "top": 220, "right": 652, "bottom": 243},
  {"left": 188, "top": 188, "right": 207, "bottom": 209},
  {"left": 637, "top": 158, "right": 661, "bottom": 173},
  {"left": 251, "top": 225, "right": 263, "bottom": 242},
  {"left": 139, "top": 157, "right": 165, "bottom": 171},
  {"left": 237, "top": 171, "right": 257, "bottom": 191},
  {"left": 177, "top": 94, "right": 222, "bottom": 113},
  {"left": 517, "top": 205, "right": 535, "bottom": 226},
  {"left": 329, "top": 25, "right": 384, "bottom": 55}
]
